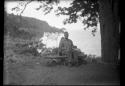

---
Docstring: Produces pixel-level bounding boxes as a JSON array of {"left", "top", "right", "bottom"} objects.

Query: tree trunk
[{"left": 98, "top": 0, "right": 120, "bottom": 63}]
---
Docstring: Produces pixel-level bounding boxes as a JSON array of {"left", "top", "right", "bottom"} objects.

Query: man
[{"left": 58, "top": 32, "right": 73, "bottom": 66}]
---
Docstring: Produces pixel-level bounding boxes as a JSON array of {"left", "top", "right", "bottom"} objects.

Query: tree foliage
[
  {"left": 10, "top": 0, "right": 99, "bottom": 36},
  {"left": 55, "top": 0, "right": 99, "bottom": 36},
  {"left": 36, "top": 0, "right": 99, "bottom": 35},
  {"left": 56, "top": 0, "right": 99, "bottom": 26}
]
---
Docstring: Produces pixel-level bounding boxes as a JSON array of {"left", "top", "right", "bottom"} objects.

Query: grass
[{"left": 4, "top": 36, "right": 120, "bottom": 85}]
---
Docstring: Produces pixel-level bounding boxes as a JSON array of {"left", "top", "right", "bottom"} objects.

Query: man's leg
[{"left": 66, "top": 52, "right": 73, "bottom": 66}]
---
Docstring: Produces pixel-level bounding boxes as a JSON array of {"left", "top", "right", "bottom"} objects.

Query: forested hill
[{"left": 4, "top": 12, "right": 64, "bottom": 40}]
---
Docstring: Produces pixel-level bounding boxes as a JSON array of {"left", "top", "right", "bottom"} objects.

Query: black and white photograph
[{"left": 4, "top": 0, "right": 120, "bottom": 85}]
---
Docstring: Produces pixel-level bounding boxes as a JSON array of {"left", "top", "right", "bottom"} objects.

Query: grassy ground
[
  {"left": 4, "top": 54, "right": 120, "bottom": 85},
  {"left": 4, "top": 37, "right": 120, "bottom": 85}
]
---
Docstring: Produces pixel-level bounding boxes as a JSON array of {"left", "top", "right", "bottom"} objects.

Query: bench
[{"left": 44, "top": 55, "right": 68, "bottom": 65}]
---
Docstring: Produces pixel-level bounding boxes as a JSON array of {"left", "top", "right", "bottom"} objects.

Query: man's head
[{"left": 64, "top": 32, "right": 69, "bottom": 39}]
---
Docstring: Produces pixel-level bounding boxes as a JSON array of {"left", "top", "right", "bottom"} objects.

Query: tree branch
[{"left": 20, "top": 1, "right": 32, "bottom": 16}]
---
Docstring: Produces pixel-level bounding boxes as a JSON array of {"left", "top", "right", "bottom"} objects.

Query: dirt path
[{"left": 5, "top": 57, "right": 120, "bottom": 85}]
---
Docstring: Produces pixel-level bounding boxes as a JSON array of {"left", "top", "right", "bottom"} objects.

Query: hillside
[{"left": 4, "top": 12, "right": 64, "bottom": 40}]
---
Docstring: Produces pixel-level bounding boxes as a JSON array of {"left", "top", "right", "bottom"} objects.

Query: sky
[{"left": 5, "top": 1, "right": 101, "bottom": 56}]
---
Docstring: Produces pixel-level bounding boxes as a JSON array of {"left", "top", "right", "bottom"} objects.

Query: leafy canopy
[{"left": 11, "top": 0, "right": 99, "bottom": 36}]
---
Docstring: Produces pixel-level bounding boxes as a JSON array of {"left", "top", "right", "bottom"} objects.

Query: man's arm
[
  {"left": 58, "top": 38, "right": 64, "bottom": 55},
  {"left": 68, "top": 39, "right": 73, "bottom": 52},
  {"left": 70, "top": 39, "right": 73, "bottom": 49}
]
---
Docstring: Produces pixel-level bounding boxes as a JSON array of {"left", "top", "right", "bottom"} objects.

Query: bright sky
[{"left": 5, "top": 1, "right": 101, "bottom": 56}]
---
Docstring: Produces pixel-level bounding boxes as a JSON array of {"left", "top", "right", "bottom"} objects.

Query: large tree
[
  {"left": 10, "top": 0, "right": 120, "bottom": 63},
  {"left": 98, "top": 0, "right": 120, "bottom": 63}
]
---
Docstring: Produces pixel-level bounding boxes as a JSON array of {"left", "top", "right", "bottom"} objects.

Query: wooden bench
[{"left": 44, "top": 55, "right": 68, "bottom": 65}]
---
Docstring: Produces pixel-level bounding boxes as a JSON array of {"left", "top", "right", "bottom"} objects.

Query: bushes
[
  {"left": 84, "top": 56, "right": 102, "bottom": 64},
  {"left": 20, "top": 47, "right": 39, "bottom": 56},
  {"left": 51, "top": 48, "right": 59, "bottom": 55}
]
